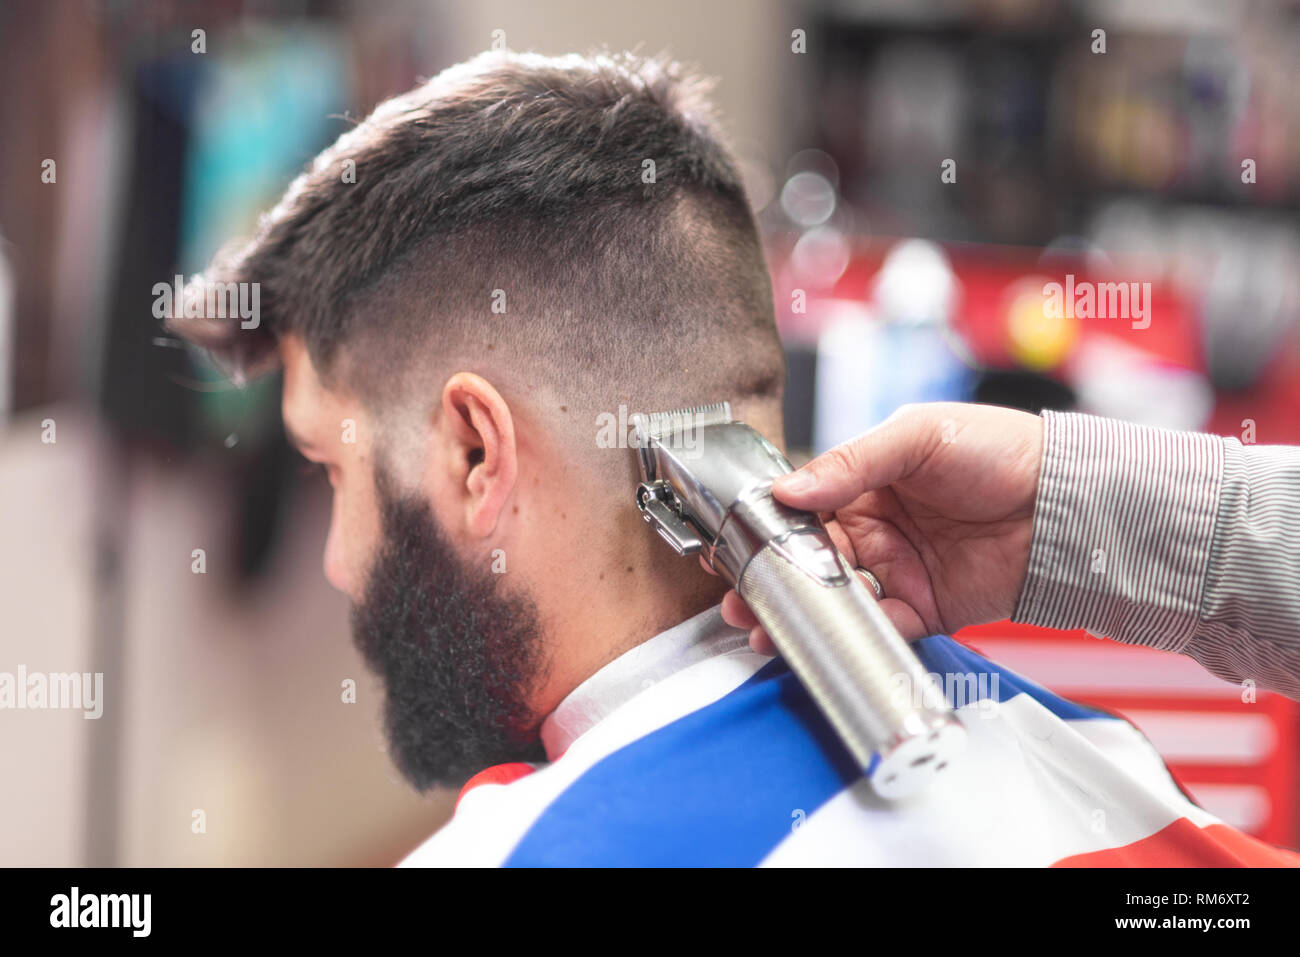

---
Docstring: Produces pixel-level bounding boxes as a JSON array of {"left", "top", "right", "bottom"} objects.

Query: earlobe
[{"left": 441, "top": 373, "right": 517, "bottom": 538}]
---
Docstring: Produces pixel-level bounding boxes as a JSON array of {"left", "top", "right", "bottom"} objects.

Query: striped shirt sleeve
[{"left": 1012, "top": 410, "right": 1300, "bottom": 700}]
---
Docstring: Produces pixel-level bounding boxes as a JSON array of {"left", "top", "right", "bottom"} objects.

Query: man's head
[{"left": 171, "top": 50, "right": 785, "bottom": 789}]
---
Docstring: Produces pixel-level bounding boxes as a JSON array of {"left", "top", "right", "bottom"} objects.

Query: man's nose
[{"left": 322, "top": 514, "right": 349, "bottom": 595}]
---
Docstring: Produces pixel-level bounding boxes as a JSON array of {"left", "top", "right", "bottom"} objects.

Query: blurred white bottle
[{"left": 814, "top": 239, "right": 973, "bottom": 454}]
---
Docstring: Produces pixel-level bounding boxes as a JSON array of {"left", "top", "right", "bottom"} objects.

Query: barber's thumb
[
  {"left": 772, "top": 444, "right": 865, "bottom": 509},
  {"left": 774, "top": 419, "right": 916, "bottom": 509},
  {"left": 773, "top": 468, "right": 817, "bottom": 498}
]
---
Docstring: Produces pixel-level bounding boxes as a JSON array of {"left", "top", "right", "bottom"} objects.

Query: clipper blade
[{"left": 632, "top": 401, "right": 732, "bottom": 444}]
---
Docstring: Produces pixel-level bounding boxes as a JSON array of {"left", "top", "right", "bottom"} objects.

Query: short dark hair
[{"left": 170, "top": 49, "right": 784, "bottom": 423}]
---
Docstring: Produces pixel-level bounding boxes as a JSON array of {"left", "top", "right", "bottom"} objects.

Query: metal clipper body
[{"left": 632, "top": 402, "right": 966, "bottom": 799}]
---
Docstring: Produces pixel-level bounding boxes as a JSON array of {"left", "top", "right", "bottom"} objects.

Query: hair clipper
[{"left": 631, "top": 402, "right": 966, "bottom": 799}]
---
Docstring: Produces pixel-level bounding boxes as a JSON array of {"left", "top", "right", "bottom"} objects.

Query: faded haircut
[{"left": 168, "top": 49, "right": 785, "bottom": 430}]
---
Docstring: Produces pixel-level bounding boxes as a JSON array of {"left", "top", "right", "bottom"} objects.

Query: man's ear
[{"left": 440, "top": 372, "right": 517, "bottom": 538}]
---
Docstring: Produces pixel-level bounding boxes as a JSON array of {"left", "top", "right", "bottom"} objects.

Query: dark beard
[{"left": 349, "top": 467, "right": 548, "bottom": 792}]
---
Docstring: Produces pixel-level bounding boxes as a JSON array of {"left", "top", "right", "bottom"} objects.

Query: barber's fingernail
[{"left": 777, "top": 472, "right": 814, "bottom": 494}]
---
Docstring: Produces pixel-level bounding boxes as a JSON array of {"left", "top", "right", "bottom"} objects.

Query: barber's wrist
[{"left": 1011, "top": 410, "right": 1222, "bottom": 652}]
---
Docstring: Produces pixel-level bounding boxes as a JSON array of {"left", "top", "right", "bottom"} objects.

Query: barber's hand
[{"left": 721, "top": 402, "right": 1043, "bottom": 655}]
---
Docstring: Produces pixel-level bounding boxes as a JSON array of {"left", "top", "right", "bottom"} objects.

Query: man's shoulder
[
  {"left": 399, "top": 762, "right": 554, "bottom": 867},
  {"left": 399, "top": 635, "right": 1009, "bottom": 867},
  {"left": 401, "top": 644, "right": 779, "bottom": 866},
  {"left": 399, "top": 634, "right": 1300, "bottom": 868}
]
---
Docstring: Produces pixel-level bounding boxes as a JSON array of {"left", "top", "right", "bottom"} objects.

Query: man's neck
[
  {"left": 539, "top": 597, "right": 746, "bottom": 760},
  {"left": 526, "top": 543, "right": 730, "bottom": 730}
]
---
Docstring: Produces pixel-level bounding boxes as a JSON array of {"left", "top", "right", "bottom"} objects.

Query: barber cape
[{"left": 400, "top": 605, "right": 1300, "bottom": 867}]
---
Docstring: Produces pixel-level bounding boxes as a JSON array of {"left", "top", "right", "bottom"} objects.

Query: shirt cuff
[{"left": 1011, "top": 410, "right": 1223, "bottom": 653}]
